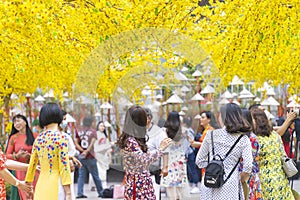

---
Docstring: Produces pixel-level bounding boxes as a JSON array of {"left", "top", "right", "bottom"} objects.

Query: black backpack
[{"left": 204, "top": 131, "right": 243, "bottom": 188}]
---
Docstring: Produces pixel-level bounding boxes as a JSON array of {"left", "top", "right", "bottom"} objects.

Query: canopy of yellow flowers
[{"left": 0, "top": 0, "right": 299, "bottom": 105}]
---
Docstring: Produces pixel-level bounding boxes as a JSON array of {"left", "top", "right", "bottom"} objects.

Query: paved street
[{"left": 75, "top": 179, "right": 300, "bottom": 199}]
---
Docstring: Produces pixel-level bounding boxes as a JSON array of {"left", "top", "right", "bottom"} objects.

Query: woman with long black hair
[
  {"left": 6, "top": 114, "right": 37, "bottom": 200},
  {"left": 89, "top": 121, "right": 112, "bottom": 189}
]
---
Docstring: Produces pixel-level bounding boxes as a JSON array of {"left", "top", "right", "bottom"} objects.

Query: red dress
[
  {"left": 6, "top": 133, "right": 39, "bottom": 200},
  {"left": 0, "top": 150, "right": 7, "bottom": 200}
]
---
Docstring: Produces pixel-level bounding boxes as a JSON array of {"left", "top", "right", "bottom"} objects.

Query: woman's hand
[
  {"left": 36, "top": 165, "right": 41, "bottom": 172},
  {"left": 18, "top": 181, "right": 33, "bottom": 194},
  {"left": 16, "top": 149, "right": 30, "bottom": 159},
  {"left": 70, "top": 156, "right": 82, "bottom": 168},
  {"left": 160, "top": 166, "right": 168, "bottom": 177},
  {"left": 70, "top": 160, "right": 75, "bottom": 172},
  {"left": 240, "top": 172, "right": 250, "bottom": 183},
  {"left": 187, "top": 136, "right": 194, "bottom": 143},
  {"left": 286, "top": 110, "right": 297, "bottom": 123},
  {"left": 159, "top": 138, "right": 172, "bottom": 151}
]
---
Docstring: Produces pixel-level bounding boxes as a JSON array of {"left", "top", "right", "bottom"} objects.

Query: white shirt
[{"left": 146, "top": 123, "right": 167, "bottom": 167}]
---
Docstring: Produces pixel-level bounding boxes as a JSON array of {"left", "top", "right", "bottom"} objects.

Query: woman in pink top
[{"left": 6, "top": 114, "right": 38, "bottom": 200}]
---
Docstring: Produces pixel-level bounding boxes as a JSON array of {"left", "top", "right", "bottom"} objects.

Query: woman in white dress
[
  {"left": 161, "top": 111, "right": 189, "bottom": 200},
  {"left": 89, "top": 121, "right": 112, "bottom": 189},
  {"left": 58, "top": 111, "right": 79, "bottom": 200},
  {"left": 196, "top": 103, "right": 253, "bottom": 200}
]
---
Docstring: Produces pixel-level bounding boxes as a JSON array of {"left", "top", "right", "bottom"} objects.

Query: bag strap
[
  {"left": 211, "top": 130, "right": 215, "bottom": 156},
  {"left": 223, "top": 134, "right": 244, "bottom": 183},
  {"left": 224, "top": 156, "right": 241, "bottom": 183},
  {"left": 210, "top": 131, "right": 243, "bottom": 159},
  {"left": 223, "top": 135, "right": 244, "bottom": 160}
]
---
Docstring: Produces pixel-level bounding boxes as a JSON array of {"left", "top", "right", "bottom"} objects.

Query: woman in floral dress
[
  {"left": 161, "top": 111, "right": 189, "bottom": 200},
  {"left": 0, "top": 150, "right": 32, "bottom": 200},
  {"left": 240, "top": 109, "right": 263, "bottom": 200},
  {"left": 251, "top": 108, "right": 294, "bottom": 200},
  {"left": 117, "top": 106, "right": 171, "bottom": 200}
]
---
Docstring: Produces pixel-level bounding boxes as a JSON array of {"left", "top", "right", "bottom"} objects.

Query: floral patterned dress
[
  {"left": 239, "top": 132, "right": 263, "bottom": 200},
  {"left": 122, "top": 137, "right": 163, "bottom": 200},
  {"left": 257, "top": 131, "right": 295, "bottom": 200},
  {"left": 0, "top": 150, "right": 7, "bottom": 200},
  {"left": 161, "top": 140, "right": 188, "bottom": 187}
]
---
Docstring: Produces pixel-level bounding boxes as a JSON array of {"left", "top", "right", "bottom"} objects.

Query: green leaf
[{"left": 155, "top": 7, "right": 158, "bottom": 15}]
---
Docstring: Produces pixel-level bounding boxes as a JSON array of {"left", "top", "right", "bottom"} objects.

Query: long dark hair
[
  {"left": 251, "top": 108, "right": 271, "bottom": 137},
  {"left": 7, "top": 114, "right": 35, "bottom": 150},
  {"left": 164, "top": 111, "right": 182, "bottom": 142},
  {"left": 117, "top": 106, "right": 148, "bottom": 153},
  {"left": 221, "top": 103, "right": 251, "bottom": 134},
  {"left": 96, "top": 121, "right": 107, "bottom": 138},
  {"left": 200, "top": 111, "right": 219, "bottom": 129}
]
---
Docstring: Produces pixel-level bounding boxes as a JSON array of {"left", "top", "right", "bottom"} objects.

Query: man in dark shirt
[{"left": 75, "top": 115, "right": 103, "bottom": 198}]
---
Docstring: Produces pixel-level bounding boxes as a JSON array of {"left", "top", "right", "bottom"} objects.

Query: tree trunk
[
  {"left": 107, "top": 97, "right": 111, "bottom": 141},
  {"left": 114, "top": 102, "right": 121, "bottom": 138},
  {"left": 0, "top": 95, "right": 11, "bottom": 137},
  {"left": 26, "top": 97, "right": 32, "bottom": 126}
]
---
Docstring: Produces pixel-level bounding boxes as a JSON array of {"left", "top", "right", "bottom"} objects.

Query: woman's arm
[
  {"left": 5, "top": 136, "right": 15, "bottom": 160},
  {"left": 190, "top": 141, "right": 202, "bottom": 148},
  {"left": 5, "top": 159, "right": 29, "bottom": 171},
  {"left": 0, "top": 168, "right": 32, "bottom": 193},
  {"left": 74, "top": 138, "right": 85, "bottom": 153},
  {"left": 58, "top": 135, "right": 72, "bottom": 186},
  {"left": 195, "top": 131, "right": 210, "bottom": 169},
  {"left": 0, "top": 153, "right": 32, "bottom": 194},
  {"left": 125, "top": 138, "right": 171, "bottom": 166},
  {"left": 161, "top": 153, "right": 169, "bottom": 177},
  {"left": 25, "top": 143, "right": 38, "bottom": 183},
  {"left": 241, "top": 136, "right": 252, "bottom": 175},
  {"left": 276, "top": 111, "right": 297, "bottom": 136},
  {"left": 240, "top": 172, "right": 250, "bottom": 183}
]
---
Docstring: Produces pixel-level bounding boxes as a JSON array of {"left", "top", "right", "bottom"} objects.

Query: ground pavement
[{"left": 74, "top": 179, "right": 300, "bottom": 200}]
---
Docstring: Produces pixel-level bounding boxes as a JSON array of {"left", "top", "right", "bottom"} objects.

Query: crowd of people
[{"left": 0, "top": 102, "right": 299, "bottom": 200}]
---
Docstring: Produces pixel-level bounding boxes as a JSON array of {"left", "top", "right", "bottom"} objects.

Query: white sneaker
[{"left": 190, "top": 187, "right": 200, "bottom": 194}]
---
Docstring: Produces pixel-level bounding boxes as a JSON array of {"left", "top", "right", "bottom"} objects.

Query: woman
[
  {"left": 117, "top": 106, "right": 171, "bottom": 199},
  {"left": 190, "top": 111, "right": 219, "bottom": 181},
  {"left": 25, "top": 103, "right": 72, "bottom": 200},
  {"left": 58, "top": 110, "right": 81, "bottom": 200},
  {"left": 251, "top": 108, "right": 295, "bottom": 199},
  {"left": 161, "top": 111, "right": 189, "bottom": 200},
  {"left": 6, "top": 114, "right": 37, "bottom": 200},
  {"left": 89, "top": 121, "right": 112, "bottom": 189},
  {"left": 196, "top": 103, "right": 253, "bottom": 200},
  {"left": 240, "top": 109, "right": 262, "bottom": 200},
  {"left": 190, "top": 111, "right": 219, "bottom": 148},
  {"left": 0, "top": 151, "right": 33, "bottom": 200}
]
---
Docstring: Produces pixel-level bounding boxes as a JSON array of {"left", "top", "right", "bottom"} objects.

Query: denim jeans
[
  {"left": 77, "top": 158, "right": 103, "bottom": 196},
  {"left": 187, "top": 152, "right": 199, "bottom": 184}
]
